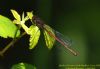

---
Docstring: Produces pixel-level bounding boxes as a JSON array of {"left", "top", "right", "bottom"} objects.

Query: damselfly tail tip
[
  {"left": 67, "top": 47, "right": 79, "bottom": 56},
  {"left": 73, "top": 53, "right": 78, "bottom": 56},
  {"left": 73, "top": 51, "right": 79, "bottom": 56}
]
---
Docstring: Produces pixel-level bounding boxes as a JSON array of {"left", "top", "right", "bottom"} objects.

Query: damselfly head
[{"left": 32, "top": 15, "right": 44, "bottom": 28}]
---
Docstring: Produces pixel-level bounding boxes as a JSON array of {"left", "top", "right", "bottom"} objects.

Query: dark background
[{"left": 0, "top": 0, "right": 100, "bottom": 69}]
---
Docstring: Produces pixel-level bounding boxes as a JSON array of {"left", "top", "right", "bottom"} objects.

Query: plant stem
[{"left": 0, "top": 32, "right": 26, "bottom": 56}]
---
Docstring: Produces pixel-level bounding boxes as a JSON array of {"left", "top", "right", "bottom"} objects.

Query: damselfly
[{"left": 32, "top": 16, "right": 78, "bottom": 56}]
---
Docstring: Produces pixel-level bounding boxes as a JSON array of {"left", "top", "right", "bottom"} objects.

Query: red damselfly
[{"left": 32, "top": 16, "right": 78, "bottom": 56}]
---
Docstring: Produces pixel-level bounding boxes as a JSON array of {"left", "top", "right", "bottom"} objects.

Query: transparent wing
[
  {"left": 44, "top": 24, "right": 72, "bottom": 47},
  {"left": 55, "top": 31, "right": 72, "bottom": 47}
]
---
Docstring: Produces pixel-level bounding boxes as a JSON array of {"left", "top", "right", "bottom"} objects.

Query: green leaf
[
  {"left": 27, "top": 11, "right": 33, "bottom": 20},
  {"left": 11, "top": 9, "right": 21, "bottom": 21},
  {"left": 22, "top": 12, "right": 29, "bottom": 21},
  {"left": 43, "top": 24, "right": 55, "bottom": 49},
  {"left": 29, "top": 25, "right": 40, "bottom": 49},
  {"left": 0, "top": 15, "right": 20, "bottom": 38},
  {"left": 11, "top": 62, "right": 36, "bottom": 69}
]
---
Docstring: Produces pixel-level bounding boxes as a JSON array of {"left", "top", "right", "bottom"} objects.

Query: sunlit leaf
[
  {"left": 22, "top": 12, "right": 29, "bottom": 21},
  {"left": 22, "top": 12, "right": 25, "bottom": 21},
  {"left": 43, "top": 24, "right": 55, "bottom": 49},
  {"left": 11, "top": 9, "right": 21, "bottom": 21},
  {"left": 13, "top": 19, "right": 21, "bottom": 24},
  {"left": 0, "top": 15, "right": 20, "bottom": 38},
  {"left": 11, "top": 62, "right": 36, "bottom": 69},
  {"left": 29, "top": 25, "right": 40, "bottom": 49},
  {"left": 27, "top": 11, "right": 33, "bottom": 20}
]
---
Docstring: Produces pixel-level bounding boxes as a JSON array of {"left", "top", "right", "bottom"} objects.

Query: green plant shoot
[{"left": 11, "top": 9, "right": 40, "bottom": 49}]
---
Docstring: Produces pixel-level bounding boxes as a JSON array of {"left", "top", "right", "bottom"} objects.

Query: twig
[{"left": 0, "top": 32, "right": 26, "bottom": 56}]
